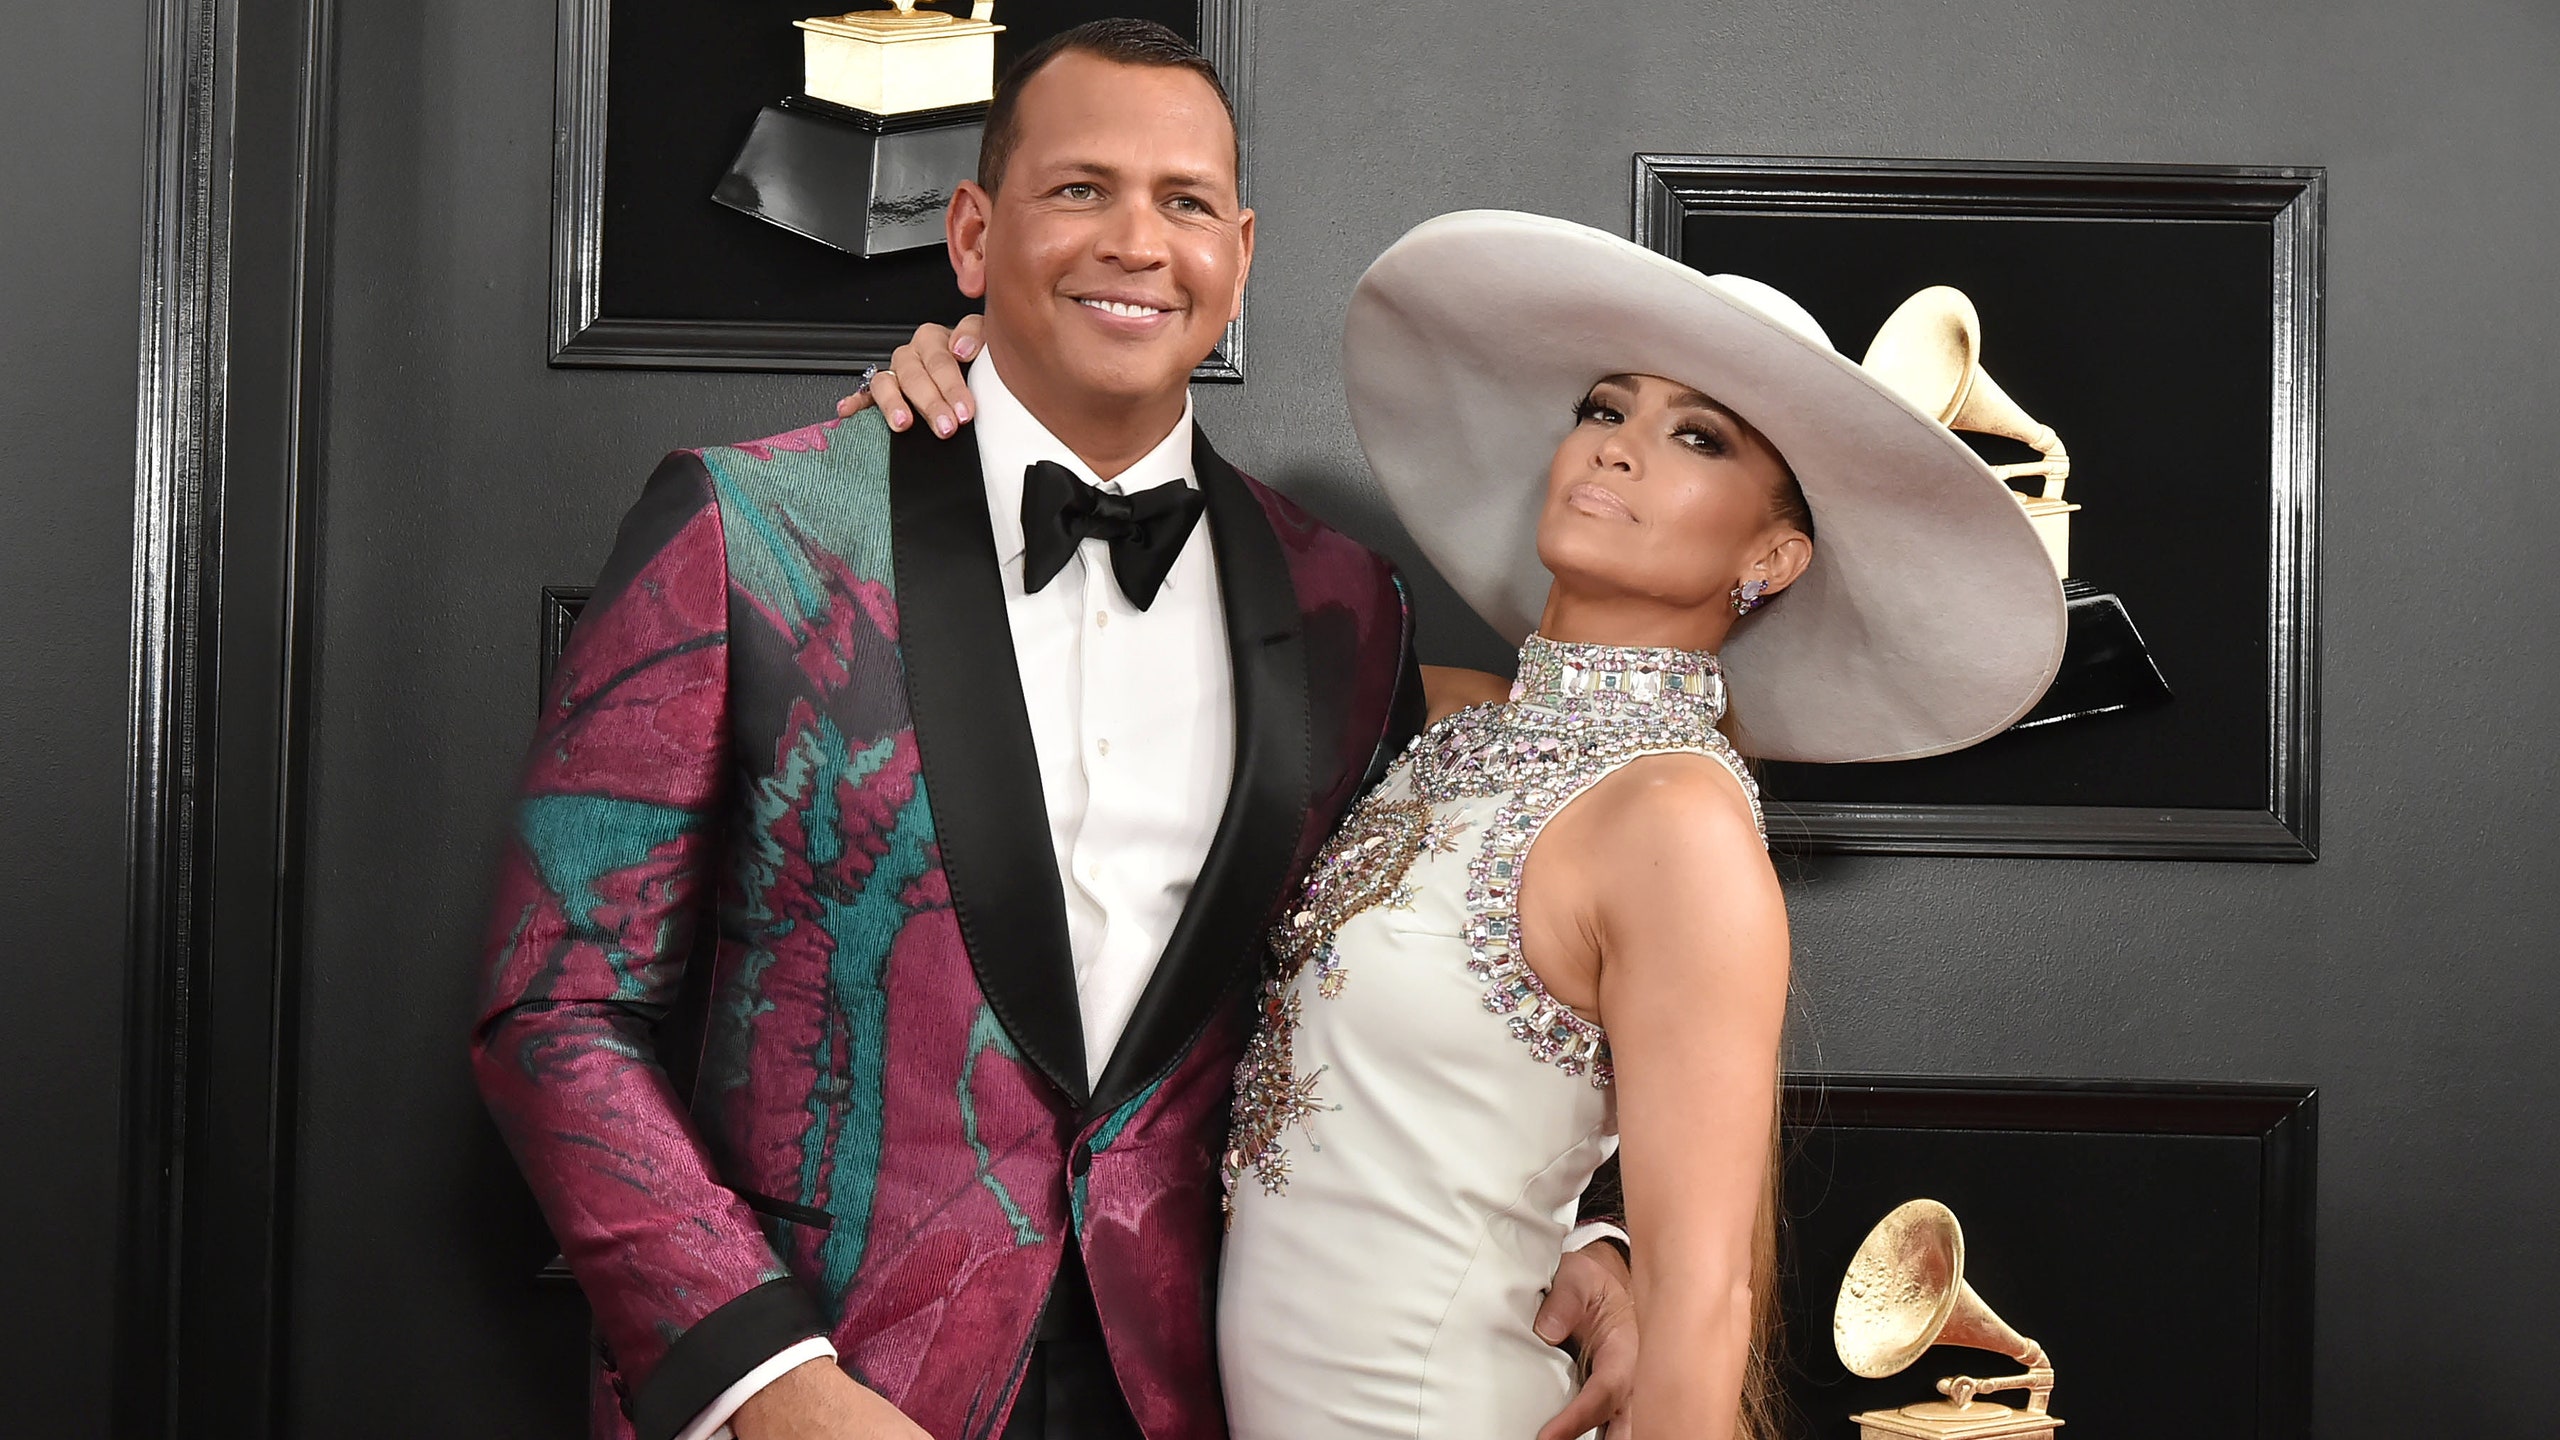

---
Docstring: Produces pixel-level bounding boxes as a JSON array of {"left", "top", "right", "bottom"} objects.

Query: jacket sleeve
[
  {"left": 471, "top": 452, "right": 826, "bottom": 1440},
  {"left": 1362, "top": 570, "right": 1428, "bottom": 792},
  {"left": 1575, "top": 1154, "right": 1625, "bottom": 1235}
]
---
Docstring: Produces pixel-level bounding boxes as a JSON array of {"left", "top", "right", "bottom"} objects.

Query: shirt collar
[{"left": 973, "top": 347, "right": 1198, "bottom": 576}]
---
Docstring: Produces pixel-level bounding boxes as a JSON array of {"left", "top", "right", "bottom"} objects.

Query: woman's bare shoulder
[
  {"left": 1576, "top": 752, "right": 1767, "bottom": 878},
  {"left": 1578, "top": 755, "right": 1787, "bottom": 993},
  {"left": 1596, "top": 750, "right": 1756, "bottom": 821}
]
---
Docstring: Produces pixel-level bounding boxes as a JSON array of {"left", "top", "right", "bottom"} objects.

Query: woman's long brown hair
[{"left": 1735, "top": 1081, "right": 1788, "bottom": 1440}]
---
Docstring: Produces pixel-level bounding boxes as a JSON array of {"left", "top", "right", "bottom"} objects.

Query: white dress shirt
[
  {"left": 688, "top": 350, "right": 1233, "bottom": 1440},
  {"left": 968, "top": 348, "right": 1236, "bottom": 1085}
]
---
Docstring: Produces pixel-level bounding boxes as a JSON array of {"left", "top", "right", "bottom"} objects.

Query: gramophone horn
[
  {"left": 1833, "top": 1198, "right": 2047, "bottom": 1380},
  {"left": 1861, "top": 286, "right": 2072, "bottom": 502}
]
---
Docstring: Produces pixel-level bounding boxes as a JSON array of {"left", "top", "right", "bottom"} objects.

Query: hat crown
[{"left": 1701, "top": 274, "right": 1835, "bottom": 352}]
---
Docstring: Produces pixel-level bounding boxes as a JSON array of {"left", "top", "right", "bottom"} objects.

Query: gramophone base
[
  {"left": 712, "top": 96, "right": 984, "bottom": 258},
  {"left": 2011, "top": 578, "right": 2170, "bottom": 729},
  {"left": 1852, "top": 1399, "right": 2063, "bottom": 1439}
]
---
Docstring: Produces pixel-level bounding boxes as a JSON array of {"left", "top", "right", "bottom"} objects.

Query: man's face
[{"left": 948, "top": 52, "right": 1253, "bottom": 415}]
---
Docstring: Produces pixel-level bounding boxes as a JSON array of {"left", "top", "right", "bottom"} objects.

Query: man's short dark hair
[{"left": 976, "top": 18, "right": 1238, "bottom": 193}]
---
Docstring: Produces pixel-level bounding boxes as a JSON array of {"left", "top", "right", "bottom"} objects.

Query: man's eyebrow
[
  {"left": 1037, "top": 158, "right": 1122, "bottom": 180},
  {"left": 1023, "top": 157, "right": 1231, "bottom": 196}
]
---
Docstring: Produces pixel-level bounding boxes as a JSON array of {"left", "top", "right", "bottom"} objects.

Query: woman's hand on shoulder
[
  {"left": 1420, "top": 664, "right": 1511, "bottom": 725},
  {"left": 835, "top": 315, "right": 985, "bottom": 436}
]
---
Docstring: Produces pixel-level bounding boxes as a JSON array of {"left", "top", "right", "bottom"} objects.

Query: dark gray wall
[
  {"left": 0, "top": 1, "right": 148, "bottom": 1431},
  {"left": 287, "top": 0, "right": 2559, "bottom": 1434}
]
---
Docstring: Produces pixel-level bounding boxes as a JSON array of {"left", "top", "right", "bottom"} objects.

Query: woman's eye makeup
[
  {"left": 1572, "top": 392, "right": 1731, "bottom": 456},
  {"left": 1673, "top": 422, "right": 1730, "bottom": 456}
]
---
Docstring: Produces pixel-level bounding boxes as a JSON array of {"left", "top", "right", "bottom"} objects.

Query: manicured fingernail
[
  {"left": 890, "top": 409, "right": 909, "bottom": 428},
  {"left": 954, "top": 402, "right": 972, "bottom": 422},
  {"left": 956, "top": 337, "right": 979, "bottom": 357},
  {"left": 934, "top": 415, "right": 954, "bottom": 437}
]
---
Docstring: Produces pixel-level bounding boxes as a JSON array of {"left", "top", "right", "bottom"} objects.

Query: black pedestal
[
  {"left": 2014, "top": 578, "right": 2173, "bottom": 728},
  {"left": 713, "top": 95, "right": 985, "bottom": 258}
]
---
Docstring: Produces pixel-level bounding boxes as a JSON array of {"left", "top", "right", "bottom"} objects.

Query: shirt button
[
  {"left": 1095, "top": 610, "right": 1110, "bottom": 629},
  {"left": 1095, "top": 737, "right": 1110, "bottom": 756}
]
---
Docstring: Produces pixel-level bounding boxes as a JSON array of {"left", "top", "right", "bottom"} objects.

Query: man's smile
[{"left": 1078, "top": 297, "right": 1172, "bottom": 318}]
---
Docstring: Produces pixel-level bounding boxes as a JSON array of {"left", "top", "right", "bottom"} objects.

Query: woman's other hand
[{"left": 836, "top": 314, "right": 986, "bottom": 436}]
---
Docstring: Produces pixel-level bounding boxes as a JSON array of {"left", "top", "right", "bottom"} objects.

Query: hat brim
[{"left": 1342, "top": 210, "right": 2065, "bottom": 763}]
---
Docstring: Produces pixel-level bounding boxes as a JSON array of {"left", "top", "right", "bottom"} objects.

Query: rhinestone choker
[{"left": 1507, "top": 634, "right": 1728, "bottom": 721}]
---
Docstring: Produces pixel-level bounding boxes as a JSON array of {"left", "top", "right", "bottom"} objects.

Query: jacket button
[{"left": 1069, "top": 1145, "right": 1092, "bottom": 1178}]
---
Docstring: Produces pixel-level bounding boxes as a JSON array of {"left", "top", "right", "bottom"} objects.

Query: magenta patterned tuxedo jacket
[{"left": 473, "top": 412, "right": 1417, "bottom": 1440}]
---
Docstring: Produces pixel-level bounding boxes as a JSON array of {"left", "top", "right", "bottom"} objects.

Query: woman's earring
[{"left": 1731, "top": 579, "right": 1770, "bottom": 616}]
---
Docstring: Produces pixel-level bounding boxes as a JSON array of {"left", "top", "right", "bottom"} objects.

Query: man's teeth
[{"left": 1082, "top": 299, "right": 1164, "bottom": 318}]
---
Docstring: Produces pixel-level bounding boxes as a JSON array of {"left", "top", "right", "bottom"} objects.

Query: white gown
[{"left": 1217, "top": 636, "right": 1761, "bottom": 1440}]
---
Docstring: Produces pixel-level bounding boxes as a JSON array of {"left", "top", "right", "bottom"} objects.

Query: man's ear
[
  {"left": 947, "top": 181, "right": 993, "bottom": 299},
  {"left": 1227, "top": 207, "right": 1256, "bottom": 323}
]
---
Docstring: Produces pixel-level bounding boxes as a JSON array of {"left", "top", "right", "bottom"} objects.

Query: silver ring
[{"left": 855, "top": 363, "right": 881, "bottom": 394}]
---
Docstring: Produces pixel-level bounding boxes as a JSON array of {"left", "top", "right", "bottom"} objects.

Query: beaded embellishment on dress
[
  {"left": 1225, "top": 789, "right": 1468, "bottom": 1205},
  {"left": 1418, "top": 635, "right": 1760, "bottom": 1087},
  {"left": 1223, "top": 634, "right": 1760, "bottom": 1204}
]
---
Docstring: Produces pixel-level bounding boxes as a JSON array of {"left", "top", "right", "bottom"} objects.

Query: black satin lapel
[
  {"left": 889, "top": 423, "right": 1089, "bottom": 1106},
  {"left": 1088, "top": 428, "right": 1313, "bottom": 1120}
]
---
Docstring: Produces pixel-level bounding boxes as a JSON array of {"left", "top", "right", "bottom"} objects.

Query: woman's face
[{"left": 1536, "top": 373, "right": 1810, "bottom": 619}]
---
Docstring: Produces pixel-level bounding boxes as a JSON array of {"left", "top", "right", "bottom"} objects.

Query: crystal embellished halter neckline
[
  {"left": 1222, "top": 634, "right": 1761, "bottom": 1208},
  {"left": 1506, "top": 633, "right": 1731, "bottom": 714}
]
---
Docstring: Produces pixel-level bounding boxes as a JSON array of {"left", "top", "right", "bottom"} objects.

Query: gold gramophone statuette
[
  {"left": 1862, "top": 286, "right": 2078, "bottom": 580},
  {"left": 1858, "top": 285, "right": 2173, "bottom": 728},
  {"left": 796, "top": 2, "right": 1005, "bottom": 116},
  {"left": 1833, "top": 1199, "right": 2061, "bottom": 1439}
]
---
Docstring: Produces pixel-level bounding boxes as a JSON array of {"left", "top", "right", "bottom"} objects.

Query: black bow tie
[{"left": 1019, "top": 459, "right": 1206, "bottom": 611}]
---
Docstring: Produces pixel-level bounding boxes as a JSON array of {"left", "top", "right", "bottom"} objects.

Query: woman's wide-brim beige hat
[{"left": 1343, "top": 209, "right": 2065, "bottom": 763}]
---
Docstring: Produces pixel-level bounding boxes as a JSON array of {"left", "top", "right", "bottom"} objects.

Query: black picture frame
[
  {"left": 537, "top": 585, "right": 588, "bottom": 705},
  {"left": 1634, "top": 156, "right": 2322, "bottom": 860},
  {"left": 1776, "top": 1076, "right": 2316, "bottom": 1440},
  {"left": 549, "top": 0, "right": 1251, "bottom": 377}
]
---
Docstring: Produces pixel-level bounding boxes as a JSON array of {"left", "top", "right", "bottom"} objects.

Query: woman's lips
[{"left": 1564, "top": 481, "right": 1636, "bottom": 520}]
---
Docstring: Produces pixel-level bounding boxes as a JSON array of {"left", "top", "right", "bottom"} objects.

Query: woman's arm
[
  {"left": 1559, "top": 756, "right": 1788, "bottom": 1439},
  {"left": 1420, "top": 664, "right": 1510, "bottom": 725}
]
